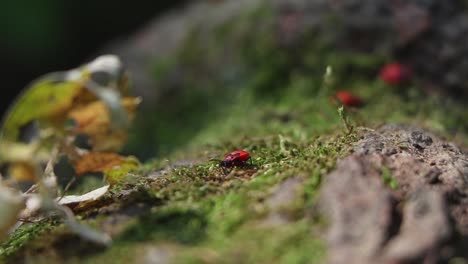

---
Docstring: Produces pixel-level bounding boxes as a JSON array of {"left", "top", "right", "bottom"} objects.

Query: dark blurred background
[{"left": 0, "top": 0, "right": 186, "bottom": 117}]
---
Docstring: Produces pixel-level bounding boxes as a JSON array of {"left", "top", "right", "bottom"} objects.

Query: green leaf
[{"left": 1, "top": 76, "right": 82, "bottom": 141}]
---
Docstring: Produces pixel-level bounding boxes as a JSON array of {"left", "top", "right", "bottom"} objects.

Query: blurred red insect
[
  {"left": 212, "top": 150, "right": 251, "bottom": 174},
  {"left": 379, "top": 62, "right": 412, "bottom": 85},
  {"left": 333, "top": 90, "right": 363, "bottom": 107},
  {"left": 221, "top": 150, "right": 251, "bottom": 168}
]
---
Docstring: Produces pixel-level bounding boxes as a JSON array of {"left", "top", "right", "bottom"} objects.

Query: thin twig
[{"left": 57, "top": 177, "right": 76, "bottom": 202}]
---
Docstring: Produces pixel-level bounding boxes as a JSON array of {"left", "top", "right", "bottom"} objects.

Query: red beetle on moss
[
  {"left": 221, "top": 150, "right": 251, "bottom": 167},
  {"left": 213, "top": 150, "right": 251, "bottom": 174}
]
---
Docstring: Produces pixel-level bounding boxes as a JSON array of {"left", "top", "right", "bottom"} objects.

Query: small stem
[{"left": 338, "top": 106, "right": 353, "bottom": 134}]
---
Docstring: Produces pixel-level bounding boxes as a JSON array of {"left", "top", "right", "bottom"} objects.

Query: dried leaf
[
  {"left": 58, "top": 185, "right": 109, "bottom": 209},
  {"left": 80, "top": 55, "right": 133, "bottom": 131},
  {"left": 72, "top": 152, "right": 126, "bottom": 176},
  {"left": 7, "top": 162, "right": 39, "bottom": 183},
  {"left": 67, "top": 97, "right": 141, "bottom": 151},
  {"left": 0, "top": 140, "right": 55, "bottom": 186}
]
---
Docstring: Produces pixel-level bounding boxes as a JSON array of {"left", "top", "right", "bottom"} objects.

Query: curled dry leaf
[
  {"left": 58, "top": 185, "right": 109, "bottom": 212},
  {"left": 67, "top": 97, "right": 141, "bottom": 151},
  {"left": 72, "top": 152, "right": 126, "bottom": 176},
  {"left": 71, "top": 152, "right": 140, "bottom": 185}
]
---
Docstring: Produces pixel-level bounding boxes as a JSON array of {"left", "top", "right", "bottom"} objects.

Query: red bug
[
  {"left": 379, "top": 62, "right": 412, "bottom": 85},
  {"left": 334, "top": 90, "right": 363, "bottom": 107},
  {"left": 212, "top": 150, "right": 251, "bottom": 174}
]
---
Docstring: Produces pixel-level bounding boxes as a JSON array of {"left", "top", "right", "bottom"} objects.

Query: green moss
[
  {"left": 0, "top": 220, "right": 56, "bottom": 259},
  {"left": 116, "top": 207, "right": 207, "bottom": 244},
  {"left": 73, "top": 130, "right": 356, "bottom": 263},
  {"left": 176, "top": 220, "right": 325, "bottom": 264},
  {"left": 381, "top": 166, "right": 399, "bottom": 190}
]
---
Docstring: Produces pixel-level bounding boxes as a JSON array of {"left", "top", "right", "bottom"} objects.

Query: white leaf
[{"left": 58, "top": 185, "right": 109, "bottom": 206}]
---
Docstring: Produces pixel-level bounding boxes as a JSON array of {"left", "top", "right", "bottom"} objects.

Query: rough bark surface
[{"left": 321, "top": 124, "right": 468, "bottom": 264}]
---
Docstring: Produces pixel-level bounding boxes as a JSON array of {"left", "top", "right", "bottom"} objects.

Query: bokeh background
[
  {"left": 1, "top": 0, "right": 467, "bottom": 160},
  {"left": 0, "top": 0, "right": 186, "bottom": 117}
]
